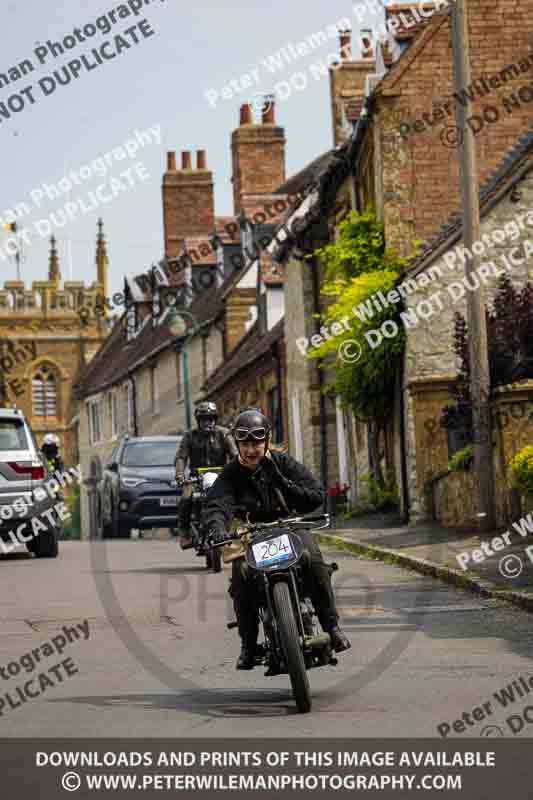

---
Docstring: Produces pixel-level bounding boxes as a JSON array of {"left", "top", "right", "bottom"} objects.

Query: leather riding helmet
[
  {"left": 232, "top": 408, "right": 272, "bottom": 448},
  {"left": 195, "top": 401, "right": 218, "bottom": 432}
]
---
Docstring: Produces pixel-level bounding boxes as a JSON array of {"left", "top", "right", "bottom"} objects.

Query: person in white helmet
[{"left": 41, "top": 434, "right": 64, "bottom": 473}]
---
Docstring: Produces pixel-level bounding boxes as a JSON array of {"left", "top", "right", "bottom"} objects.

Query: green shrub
[
  {"left": 509, "top": 446, "right": 533, "bottom": 496},
  {"left": 359, "top": 473, "right": 399, "bottom": 511},
  {"left": 61, "top": 485, "right": 81, "bottom": 540},
  {"left": 448, "top": 445, "right": 474, "bottom": 473}
]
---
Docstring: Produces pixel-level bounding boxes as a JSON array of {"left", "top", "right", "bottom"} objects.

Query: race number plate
[{"left": 252, "top": 534, "right": 293, "bottom": 567}]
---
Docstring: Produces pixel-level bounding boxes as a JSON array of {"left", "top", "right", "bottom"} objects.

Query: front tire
[
  {"left": 28, "top": 527, "right": 59, "bottom": 558},
  {"left": 273, "top": 581, "right": 311, "bottom": 713}
]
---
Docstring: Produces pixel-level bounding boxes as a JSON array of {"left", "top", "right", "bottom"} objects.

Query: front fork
[{"left": 261, "top": 570, "right": 306, "bottom": 668}]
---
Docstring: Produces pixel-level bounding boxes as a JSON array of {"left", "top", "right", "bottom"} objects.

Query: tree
[{"left": 308, "top": 210, "right": 420, "bottom": 486}]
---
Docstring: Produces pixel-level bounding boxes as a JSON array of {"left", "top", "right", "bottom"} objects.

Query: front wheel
[
  {"left": 211, "top": 545, "right": 222, "bottom": 573},
  {"left": 273, "top": 581, "right": 311, "bottom": 713}
]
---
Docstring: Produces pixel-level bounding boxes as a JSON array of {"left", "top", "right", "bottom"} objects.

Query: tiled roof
[
  {"left": 76, "top": 312, "right": 174, "bottom": 398},
  {"left": 274, "top": 150, "right": 338, "bottom": 196},
  {"left": 408, "top": 124, "right": 533, "bottom": 275},
  {"left": 204, "top": 318, "right": 284, "bottom": 396}
]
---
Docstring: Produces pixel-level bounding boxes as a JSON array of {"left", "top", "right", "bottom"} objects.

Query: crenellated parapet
[{"left": 0, "top": 280, "right": 106, "bottom": 320}]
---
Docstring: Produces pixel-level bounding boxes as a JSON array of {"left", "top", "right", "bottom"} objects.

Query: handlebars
[{"left": 209, "top": 512, "right": 330, "bottom": 548}]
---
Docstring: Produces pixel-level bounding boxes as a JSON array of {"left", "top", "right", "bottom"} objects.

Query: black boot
[
  {"left": 328, "top": 626, "right": 351, "bottom": 653},
  {"left": 236, "top": 643, "right": 256, "bottom": 670}
]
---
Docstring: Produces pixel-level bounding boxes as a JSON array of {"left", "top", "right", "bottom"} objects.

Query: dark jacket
[
  {"left": 176, "top": 425, "right": 237, "bottom": 472},
  {"left": 202, "top": 452, "right": 325, "bottom": 535}
]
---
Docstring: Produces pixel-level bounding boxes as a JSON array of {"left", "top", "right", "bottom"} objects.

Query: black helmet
[
  {"left": 194, "top": 401, "right": 218, "bottom": 420},
  {"left": 232, "top": 408, "right": 271, "bottom": 443}
]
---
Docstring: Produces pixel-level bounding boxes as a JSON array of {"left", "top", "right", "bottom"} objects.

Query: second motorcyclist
[
  {"left": 202, "top": 408, "right": 351, "bottom": 670},
  {"left": 175, "top": 401, "right": 237, "bottom": 549}
]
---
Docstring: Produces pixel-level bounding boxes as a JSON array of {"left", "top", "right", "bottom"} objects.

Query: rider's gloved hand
[
  {"left": 176, "top": 472, "right": 184, "bottom": 484},
  {"left": 208, "top": 529, "right": 232, "bottom": 545}
]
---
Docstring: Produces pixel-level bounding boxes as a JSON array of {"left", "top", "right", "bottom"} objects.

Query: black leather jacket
[
  {"left": 176, "top": 426, "right": 237, "bottom": 473},
  {"left": 202, "top": 452, "right": 325, "bottom": 535}
]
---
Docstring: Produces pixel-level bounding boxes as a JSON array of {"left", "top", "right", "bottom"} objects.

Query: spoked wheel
[
  {"left": 211, "top": 545, "right": 222, "bottom": 573},
  {"left": 273, "top": 581, "right": 311, "bottom": 713}
]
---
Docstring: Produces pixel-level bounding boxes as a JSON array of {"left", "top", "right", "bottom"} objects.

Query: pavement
[{"left": 324, "top": 511, "right": 533, "bottom": 613}]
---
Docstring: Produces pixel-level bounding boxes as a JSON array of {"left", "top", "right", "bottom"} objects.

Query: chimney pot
[
  {"left": 197, "top": 149, "right": 207, "bottom": 169},
  {"left": 240, "top": 104, "right": 253, "bottom": 125},
  {"left": 262, "top": 96, "right": 276, "bottom": 124},
  {"left": 181, "top": 150, "right": 192, "bottom": 170},
  {"left": 167, "top": 151, "right": 177, "bottom": 171},
  {"left": 339, "top": 29, "right": 352, "bottom": 61}
]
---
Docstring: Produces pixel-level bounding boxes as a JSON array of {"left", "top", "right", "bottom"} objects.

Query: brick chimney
[
  {"left": 330, "top": 29, "right": 377, "bottom": 146},
  {"left": 231, "top": 100, "right": 286, "bottom": 216},
  {"left": 162, "top": 148, "right": 215, "bottom": 260}
]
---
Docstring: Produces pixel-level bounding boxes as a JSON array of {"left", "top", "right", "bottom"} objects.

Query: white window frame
[
  {"left": 110, "top": 391, "right": 118, "bottom": 439},
  {"left": 88, "top": 399, "right": 102, "bottom": 446}
]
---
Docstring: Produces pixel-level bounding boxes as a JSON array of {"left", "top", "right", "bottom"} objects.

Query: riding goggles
[{"left": 233, "top": 427, "right": 267, "bottom": 442}]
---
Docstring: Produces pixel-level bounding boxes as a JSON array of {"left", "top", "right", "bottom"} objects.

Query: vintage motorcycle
[
  {"left": 211, "top": 513, "right": 338, "bottom": 714},
  {"left": 181, "top": 466, "right": 223, "bottom": 572}
]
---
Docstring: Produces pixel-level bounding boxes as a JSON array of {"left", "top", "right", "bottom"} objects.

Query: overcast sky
[{"left": 0, "top": 0, "right": 399, "bottom": 297}]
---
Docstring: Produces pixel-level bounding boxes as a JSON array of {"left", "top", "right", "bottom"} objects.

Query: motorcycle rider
[
  {"left": 41, "top": 434, "right": 65, "bottom": 473},
  {"left": 203, "top": 408, "right": 351, "bottom": 670},
  {"left": 175, "top": 401, "right": 237, "bottom": 549}
]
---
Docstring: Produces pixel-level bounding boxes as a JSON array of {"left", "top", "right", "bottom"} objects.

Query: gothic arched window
[{"left": 32, "top": 366, "right": 57, "bottom": 418}]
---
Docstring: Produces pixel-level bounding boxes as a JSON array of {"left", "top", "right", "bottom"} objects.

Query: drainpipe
[
  {"left": 397, "top": 354, "right": 410, "bottom": 523},
  {"left": 310, "top": 256, "right": 329, "bottom": 511},
  {"left": 128, "top": 372, "right": 139, "bottom": 437}
]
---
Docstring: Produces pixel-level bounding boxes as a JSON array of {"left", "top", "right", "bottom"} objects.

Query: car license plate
[
  {"left": 252, "top": 534, "right": 293, "bottom": 567},
  {"left": 160, "top": 497, "right": 178, "bottom": 507}
]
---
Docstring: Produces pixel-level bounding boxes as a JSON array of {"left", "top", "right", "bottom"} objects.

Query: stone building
[
  {"left": 0, "top": 221, "right": 109, "bottom": 465},
  {"left": 271, "top": 0, "right": 533, "bottom": 522}
]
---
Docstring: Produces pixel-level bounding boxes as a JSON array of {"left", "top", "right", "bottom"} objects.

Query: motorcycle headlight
[
  {"left": 121, "top": 477, "right": 147, "bottom": 488},
  {"left": 202, "top": 472, "right": 219, "bottom": 491}
]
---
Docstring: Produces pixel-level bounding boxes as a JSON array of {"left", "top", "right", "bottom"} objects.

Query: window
[
  {"left": 0, "top": 419, "right": 28, "bottom": 451},
  {"left": 150, "top": 366, "right": 159, "bottom": 414},
  {"left": 32, "top": 366, "right": 57, "bottom": 418},
  {"left": 109, "top": 392, "right": 118, "bottom": 438},
  {"left": 122, "top": 441, "right": 177, "bottom": 467},
  {"left": 88, "top": 400, "right": 102, "bottom": 445},
  {"left": 126, "top": 303, "right": 137, "bottom": 341}
]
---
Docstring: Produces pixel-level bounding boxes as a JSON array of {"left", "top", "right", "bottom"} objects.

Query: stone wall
[{"left": 425, "top": 382, "right": 533, "bottom": 528}]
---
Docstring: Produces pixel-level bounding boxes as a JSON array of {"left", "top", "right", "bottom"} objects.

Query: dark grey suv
[
  {"left": 0, "top": 408, "right": 61, "bottom": 557},
  {"left": 98, "top": 435, "right": 183, "bottom": 539}
]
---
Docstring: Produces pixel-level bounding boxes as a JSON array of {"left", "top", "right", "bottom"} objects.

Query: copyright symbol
[
  {"left": 250, "top": 92, "right": 275, "bottom": 116},
  {"left": 440, "top": 125, "right": 463, "bottom": 149},
  {"left": 499, "top": 554, "right": 523, "bottom": 579},
  {"left": 62, "top": 772, "right": 81, "bottom": 792},
  {"left": 339, "top": 339, "right": 362, "bottom": 364},
  {"left": 480, "top": 725, "right": 505, "bottom": 737}
]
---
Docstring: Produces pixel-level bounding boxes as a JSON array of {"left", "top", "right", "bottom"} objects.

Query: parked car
[
  {"left": 0, "top": 408, "right": 61, "bottom": 558},
  {"left": 98, "top": 435, "right": 183, "bottom": 539}
]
